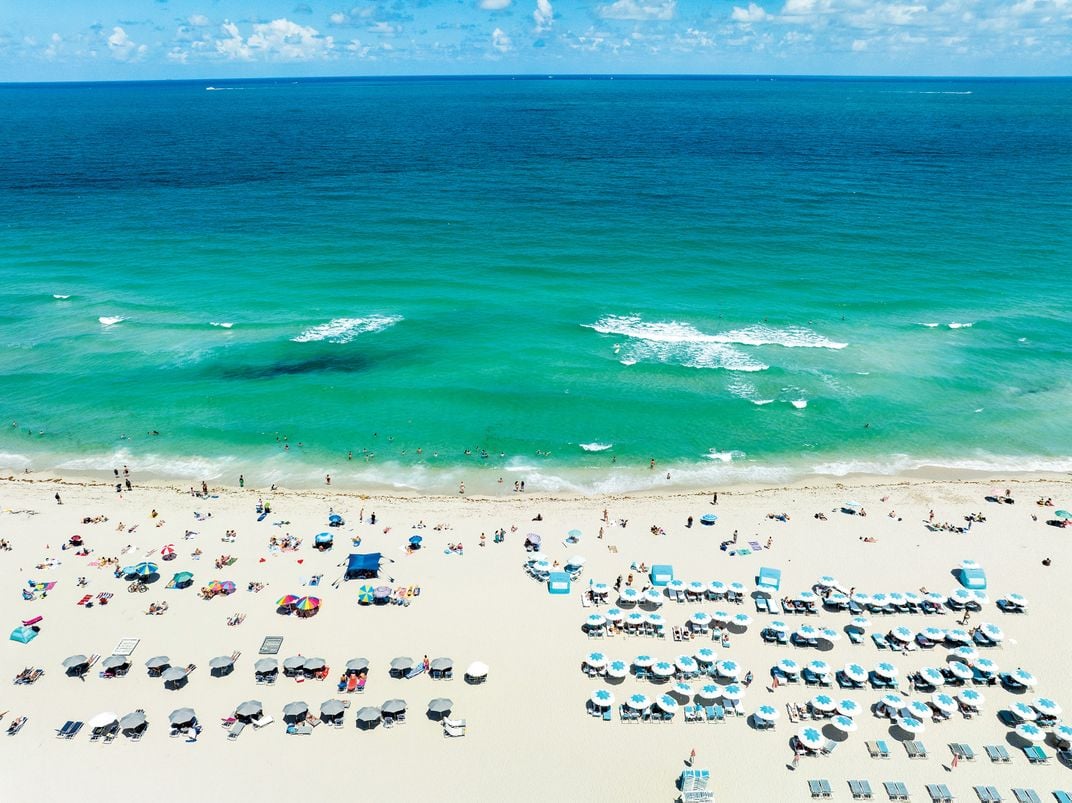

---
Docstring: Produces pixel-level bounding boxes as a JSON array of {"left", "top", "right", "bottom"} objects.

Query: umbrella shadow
[
  {"left": 888, "top": 724, "right": 915, "bottom": 741},
  {"left": 813, "top": 641, "right": 835, "bottom": 653},
  {"left": 821, "top": 725, "right": 849, "bottom": 741}
]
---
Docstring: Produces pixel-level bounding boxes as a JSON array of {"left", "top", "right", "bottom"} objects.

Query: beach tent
[
  {"left": 650, "top": 565, "right": 674, "bottom": 587},
  {"left": 757, "top": 567, "right": 782, "bottom": 592},
  {"left": 10, "top": 626, "right": 37, "bottom": 644},
  {"left": 547, "top": 572, "right": 571, "bottom": 595},
  {"left": 345, "top": 553, "right": 383, "bottom": 580},
  {"left": 958, "top": 566, "right": 987, "bottom": 589}
]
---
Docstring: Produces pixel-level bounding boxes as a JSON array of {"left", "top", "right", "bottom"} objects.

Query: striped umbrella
[
  {"left": 276, "top": 594, "right": 300, "bottom": 607},
  {"left": 160, "top": 544, "right": 175, "bottom": 557},
  {"left": 357, "top": 585, "right": 375, "bottom": 604},
  {"left": 133, "top": 562, "right": 158, "bottom": 577},
  {"left": 219, "top": 581, "right": 236, "bottom": 594},
  {"left": 295, "top": 596, "right": 320, "bottom": 611}
]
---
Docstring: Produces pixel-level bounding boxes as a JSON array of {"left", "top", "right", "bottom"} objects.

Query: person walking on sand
[
  {"left": 55, "top": 492, "right": 62, "bottom": 505},
  {"left": 688, "top": 748, "right": 696, "bottom": 766}
]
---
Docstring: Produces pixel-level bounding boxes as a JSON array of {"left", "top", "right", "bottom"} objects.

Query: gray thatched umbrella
[
  {"left": 282, "top": 656, "right": 306, "bottom": 673},
  {"left": 430, "top": 657, "right": 453, "bottom": 672},
  {"left": 236, "top": 700, "right": 263, "bottom": 720},
  {"left": 355, "top": 706, "right": 381, "bottom": 728},
  {"left": 119, "top": 711, "right": 147, "bottom": 730},
  {"left": 168, "top": 708, "right": 196, "bottom": 726},
  {"left": 320, "top": 699, "right": 346, "bottom": 718},
  {"left": 102, "top": 655, "right": 129, "bottom": 670},
  {"left": 282, "top": 701, "right": 309, "bottom": 722},
  {"left": 428, "top": 698, "right": 453, "bottom": 714},
  {"left": 303, "top": 657, "right": 326, "bottom": 672},
  {"left": 381, "top": 699, "right": 407, "bottom": 715},
  {"left": 390, "top": 656, "right": 414, "bottom": 672},
  {"left": 346, "top": 658, "right": 369, "bottom": 673},
  {"left": 254, "top": 658, "right": 278, "bottom": 674},
  {"left": 62, "top": 654, "right": 88, "bottom": 670},
  {"left": 145, "top": 655, "right": 170, "bottom": 670}
]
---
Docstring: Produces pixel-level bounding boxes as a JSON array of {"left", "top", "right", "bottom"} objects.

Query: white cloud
[
  {"left": 107, "top": 26, "right": 148, "bottom": 62},
  {"left": 216, "top": 18, "right": 333, "bottom": 61},
  {"left": 534, "top": 0, "right": 554, "bottom": 31},
  {"left": 731, "top": 2, "right": 770, "bottom": 22},
  {"left": 167, "top": 46, "right": 190, "bottom": 62},
  {"left": 188, "top": 14, "right": 210, "bottom": 27},
  {"left": 491, "top": 26, "right": 513, "bottom": 51},
  {"left": 43, "top": 33, "right": 62, "bottom": 60},
  {"left": 481, "top": 0, "right": 512, "bottom": 9},
  {"left": 598, "top": 0, "right": 676, "bottom": 20},
  {"left": 368, "top": 21, "right": 402, "bottom": 34},
  {"left": 330, "top": 12, "right": 348, "bottom": 24},
  {"left": 851, "top": 37, "right": 868, "bottom": 49}
]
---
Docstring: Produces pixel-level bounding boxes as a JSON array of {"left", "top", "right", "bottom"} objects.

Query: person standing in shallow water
[{"left": 239, "top": 474, "right": 244, "bottom": 488}]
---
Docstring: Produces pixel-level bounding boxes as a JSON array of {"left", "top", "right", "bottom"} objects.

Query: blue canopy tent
[
  {"left": 10, "top": 626, "right": 37, "bottom": 644},
  {"left": 345, "top": 552, "right": 383, "bottom": 580},
  {"left": 756, "top": 567, "right": 782, "bottom": 592},
  {"left": 547, "top": 572, "right": 571, "bottom": 595},
  {"left": 958, "top": 566, "right": 987, "bottom": 590},
  {"left": 314, "top": 532, "right": 334, "bottom": 551},
  {"left": 650, "top": 565, "right": 674, "bottom": 587}
]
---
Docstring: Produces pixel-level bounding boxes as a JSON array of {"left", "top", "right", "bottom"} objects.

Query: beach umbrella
[
  {"left": 690, "top": 612, "right": 712, "bottom": 627},
  {"left": 874, "top": 662, "right": 899, "bottom": 679},
  {"left": 820, "top": 627, "right": 841, "bottom": 642},
  {"left": 1006, "top": 592, "right": 1028, "bottom": 607},
  {"left": 236, "top": 700, "right": 263, "bottom": 719},
  {"left": 811, "top": 694, "right": 836, "bottom": 712},
  {"left": 808, "top": 660, "right": 831, "bottom": 676},
  {"left": 604, "top": 660, "right": 628, "bottom": 679},
  {"left": 633, "top": 654, "right": 653, "bottom": 668},
  {"left": 276, "top": 594, "right": 300, "bottom": 607},
  {"left": 956, "top": 688, "right": 984, "bottom": 707},
  {"left": 1055, "top": 510, "right": 1072, "bottom": 520},
  {"left": 295, "top": 596, "right": 320, "bottom": 612},
  {"left": 851, "top": 592, "right": 871, "bottom": 604},
  {"left": 283, "top": 656, "right": 306, "bottom": 672},
  {"left": 980, "top": 623, "right": 1004, "bottom": 642},
  {"left": 133, "top": 562, "right": 158, "bottom": 577},
  {"left": 604, "top": 607, "right": 624, "bottom": 621},
  {"left": 321, "top": 699, "right": 347, "bottom": 718},
  {"left": 731, "top": 613, "right": 753, "bottom": 628},
  {"left": 356, "top": 706, "right": 382, "bottom": 725},
  {"left": 379, "top": 699, "right": 406, "bottom": 715},
  {"left": 871, "top": 593, "right": 889, "bottom": 606},
  {"left": 585, "top": 651, "right": 607, "bottom": 669},
  {"left": 217, "top": 580, "right": 237, "bottom": 594},
  {"left": 796, "top": 590, "right": 817, "bottom": 602},
  {"left": 831, "top": 715, "right": 857, "bottom": 733},
  {"left": 591, "top": 582, "right": 609, "bottom": 595},
  {"left": 778, "top": 658, "right": 800, "bottom": 675},
  {"left": 62, "top": 655, "right": 89, "bottom": 670},
  {"left": 651, "top": 660, "right": 675, "bottom": 678},
  {"left": 1054, "top": 724, "right": 1072, "bottom": 742},
  {"left": 728, "top": 581, "right": 745, "bottom": 595},
  {"left": 976, "top": 656, "right": 999, "bottom": 672},
  {"left": 697, "top": 684, "right": 721, "bottom": 702},
  {"left": 254, "top": 658, "right": 278, "bottom": 675},
  {"left": 1032, "top": 697, "right": 1061, "bottom": 717},
  {"left": 647, "top": 613, "right": 665, "bottom": 628},
  {"left": 904, "top": 591, "right": 921, "bottom": 603},
  {"left": 119, "top": 711, "right": 147, "bottom": 730},
  {"left": 465, "top": 661, "right": 488, "bottom": 679},
  {"left": 345, "top": 658, "right": 369, "bottom": 673},
  {"left": 590, "top": 689, "right": 615, "bottom": 707},
  {"left": 1012, "top": 668, "right": 1038, "bottom": 687},
  {"left": 918, "top": 667, "right": 945, "bottom": 686},
  {"left": 102, "top": 655, "right": 129, "bottom": 671},
  {"left": 947, "top": 661, "right": 973, "bottom": 680},
  {"left": 768, "top": 620, "right": 789, "bottom": 634},
  {"left": 972, "top": 590, "right": 989, "bottom": 604},
  {"left": 796, "top": 624, "right": 819, "bottom": 639},
  {"left": 951, "top": 646, "right": 978, "bottom": 663},
  {"left": 836, "top": 699, "right": 861, "bottom": 717},
  {"left": 655, "top": 694, "right": 679, "bottom": 715},
  {"left": 887, "top": 592, "right": 906, "bottom": 604},
  {"left": 948, "top": 589, "right": 972, "bottom": 604},
  {"left": 666, "top": 579, "right": 686, "bottom": 593},
  {"left": 625, "top": 693, "right": 651, "bottom": 710},
  {"left": 1011, "top": 701, "right": 1038, "bottom": 721},
  {"left": 924, "top": 592, "right": 946, "bottom": 604},
  {"left": 145, "top": 655, "right": 169, "bottom": 670},
  {"left": 89, "top": 712, "right": 119, "bottom": 730},
  {"left": 897, "top": 716, "right": 925, "bottom": 734},
  {"left": 303, "top": 657, "right": 326, "bottom": 672},
  {"left": 162, "top": 666, "right": 187, "bottom": 683},
  {"left": 533, "top": 560, "right": 552, "bottom": 573},
  {"left": 173, "top": 571, "right": 193, "bottom": 585},
  {"left": 712, "top": 610, "right": 732, "bottom": 624},
  {"left": 707, "top": 580, "right": 725, "bottom": 594},
  {"left": 721, "top": 684, "right": 745, "bottom": 702},
  {"left": 160, "top": 544, "right": 175, "bottom": 557},
  {"left": 670, "top": 681, "right": 693, "bottom": 698},
  {"left": 879, "top": 694, "right": 904, "bottom": 714},
  {"left": 687, "top": 580, "right": 706, "bottom": 594},
  {"left": 675, "top": 655, "right": 698, "bottom": 673},
  {"left": 842, "top": 663, "right": 868, "bottom": 683},
  {"left": 842, "top": 501, "right": 862, "bottom": 510},
  {"left": 715, "top": 659, "right": 740, "bottom": 679},
  {"left": 209, "top": 656, "right": 234, "bottom": 675},
  {"left": 619, "top": 588, "right": 640, "bottom": 602},
  {"left": 356, "top": 585, "right": 375, "bottom": 605},
  {"left": 1016, "top": 722, "right": 1046, "bottom": 743},
  {"left": 827, "top": 592, "right": 849, "bottom": 606},
  {"left": 694, "top": 647, "right": 716, "bottom": 663},
  {"left": 390, "top": 657, "right": 414, "bottom": 672},
  {"left": 169, "top": 708, "right": 196, "bottom": 727},
  {"left": 700, "top": 513, "right": 717, "bottom": 524},
  {"left": 818, "top": 575, "right": 838, "bottom": 587},
  {"left": 919, "top": 626, "right": 945, "bottom": 641},
  {"left": 568, "top": 528, "right": 583, "bottom": 538},
  {"left": 796, "top": 725, "right": 825, "bottom": 751},
  {"left": 427, "top": 698, "right": 453, "bottom": 714},
  {"left": 283, "top": 701, "right": 309, "bottom": 722},
  {"left": 584, "top": 613, "right": 607, "bottom": 629},
  {"left": 625, "top": 612, "right": 645, "bottom": 627},
  {"left": 754, "top": 704, "right": 780, "bottom": 722},
  {"left": 889, "top": 626, "right": 913, "bottom": 643},
  {"left": 931, "top": 692, "right": 958, "bottom": 714}
]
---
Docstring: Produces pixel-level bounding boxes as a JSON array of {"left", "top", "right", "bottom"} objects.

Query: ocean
[{"left": 0, "top": 75, "right": 1069, "bottom": 493}]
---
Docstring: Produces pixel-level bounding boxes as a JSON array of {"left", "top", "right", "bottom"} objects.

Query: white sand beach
[{"left": 1, "top": 471, "right": 1070, "bottom": 801}]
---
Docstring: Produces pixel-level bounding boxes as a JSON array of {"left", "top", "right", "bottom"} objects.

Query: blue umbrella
[
  {"left": 408, "top": 535, "right": 422, "bottom": 545},
  {"left": 700, "top": 514, "right": 717, "bottom": 524},
  {"left": 133, "top": 562, "right": 158, "bottom": 577}
]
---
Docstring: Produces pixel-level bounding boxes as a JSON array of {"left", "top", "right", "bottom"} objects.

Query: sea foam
[
  {"left": 580, "top": 442, "right": 613, "bottom": 452},
  {"left": 210, "top": 322, "right": 234, "bottom": 329},
  {"left": 98, "top": 316, "right": 125, "bottom": 326},
  {"left": 292, "top": 314, "right": 402, "bottom": 344},
  {"left": 584, "top": 315, "right": 768, "bottom": 372},
  {"left": 947, "top": 322, "right": 974, "bottom": 329},
  {"left": 52, "top": 294, "right": 71, "bottom": 300}
]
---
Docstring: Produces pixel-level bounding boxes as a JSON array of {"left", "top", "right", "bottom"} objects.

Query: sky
[{"left": 1, "top": 0, "right": 1069, "bottom": 81}]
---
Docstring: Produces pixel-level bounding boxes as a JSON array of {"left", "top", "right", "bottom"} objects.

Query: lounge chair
[
  {"left": 1052, "top": 792, "right": 1072, "bottom": 803},
  {"left": 867, "top": 740, "right": 890, "bottom": 759},
  {"left": 873, "top": 634, "right": 890, "bottom": 650},
  {"left": 950, "top": 743, "right": 976, "bottom": 761},
  {"left": 984, "top": 745, "right": 1011, "bottom": 763},
  {"left": 602, "top": 707, "right": 612, "bottom": 722},
  {"left": 821, "top": 739, "right": 839, "bottom": 755},
  {"left": 884, "top": 781, "right": 910, "bottom": 800},
  {"left": 973, "top": 786, "right": 1002, "bottom": 802},
  {"left": 705, "top": 705, "right": 724, "bottom": 723},
  {"left": 443, "top": 719, "right": 466, "bottom": 737},
  {"left": 926, "top": 783, "right": 954, "bottom": 802},
  {"left": 66, "top": 721, "right": 83, "bottom": 739},
  {"left": 286, "top": 723, "right": 313, "bottom": 735},
  {"left": 228, "top": 721, "right": 246, "bottom": 740},
  {"left": 849, "top": 780, "right": 874, "bottom": 800},
  {"left": 905, "top": 740, "right": 928, "bottom": 759},
  {"left": 55, "top": 721, "right": 74, "bottom": 739},
  {"left": 6, "top": 716, "right": 28, "bottom": 736},
  {"left": 809, "top": 779, "right": 833, "bottom": 798},
  {"left": 252, "top": 715, "right": 274, "bottom": 729},
  {"left": 1059, "top": 749, "right": 1072, "bottom": 765},
  {"left": 1011, "top": 791, "right": 1040, "bottom": 803},
  {"left": 1023, "top": 746, "right": 1049, "bottom": 764}
]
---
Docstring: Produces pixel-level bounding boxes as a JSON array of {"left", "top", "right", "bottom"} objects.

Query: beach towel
[
  {"left": 76, "top": 595, "right": 92, "bottom": 606},
  {"left": 749, "top": 542, "right": 764, "bottom": 551},
  {"left": 257, "top": 512, "right": 267, "bottom": 522}
]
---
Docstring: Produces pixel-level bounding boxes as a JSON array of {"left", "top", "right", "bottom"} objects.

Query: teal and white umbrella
[
  {"left": 843, "top": 663, "right": 867, "bottom": 683},
  {"left": 818, "top": 575, "right": 838, "bottom": 586},
  {"left": 721, "top": 683, "right": 745, "bottom": 701},
  {"left": 712, "top": 610, "right": 732, "bottom": 623},
  {"left": 655, "top": 694, "right": 678, "bottom": 714},
  {"left": 810, "top": 693, "right": 835, "bottom": 712},
  {"left": 1032, "top": 697, "right": 1061, "bottom": 717},
  {"left": 715, "top": 659, "right": 740, "bottom": 679},
  {"left": 827, "top": 592, "right": 849, "bottom": 605},
  {"left": 903, "top": 700, "right": 931, "bottom": 719},
  {"left": 533, "top": 560, "right": 552, "bottom": 573},
  {"left": 690, "top": 611, "right": 712, "bottom": 627},
  {"left": 625, "top": 611, "right": 645, "bottom": 626},
  {"left": 697, "top": 683, "right": 721, "bottom": 702},
  {"left": 1053, "top": 724, "right": 1072, "bottom": 741},
  {"left": 643, "top": 588, "right": 663, "bottom": 605},
  {"left": 619, "top": 587, "right": 640, "bottom": 602},
  {"left": 871, "top": 593, "right": 889, "bottom": 606},
  {"left": 590, "top": 688, "right": 615, "bottom": 707},
  {"left": 931, "top": 692, "right": 958, "bottom": 714},
  {"left": 972, "top": 590, "right": 989, "bottom": 604},
  {"left": 887, "top": 592, "right": 906, "bottom": 604},
  {"left": 1011, "top": 701, "right": 1038, "bottom": 721},
  {"left": 668, "top": 579, "right": 686, "bottom": 592},
  {"left": 836, "top": 698, "right": 861, "bottom": 717},
  {"left": 633, "top": 654, "right": 653, "bottom": 668},
  {"left": 945, "top": 628, "right": 971, "bottom": 644},
  {"left": 898, "top": 716, "right": 925, "bottom": 734},
  {"left": 606, "top": 660, "right": 628, "bottom": 679},
  {"left": 889, "top": 626, "right": 914, "bottom": 642},
  {"left": 651, "top": 660, "right": 675, "bottom": 677},
  {"left": 819, "top": 627, "right": 841, "bottom": 642},
  {"left": 675, "top": 655, "right": 698, "bottom": 673},
  {"left": 904, "top": 592, "right": 921, "bottom": 603},
  {"left": 796, "top": 624, "right": 819, "bottom": 639},
  {"left": 778, "top": 658, "right": 800, "bottom": 675},
  {"left": 694, "top": 647, "right": 716, "bottom": 663},
  {"left": 949, "top": 589, "right": 972, "bottom": 604},
  {"left": 808, "top": 660, "right": 831, "bottom": 676},
  {"left": 924, "top": 592, "right": 946, "bottom": 604},
  {"left": 670, "top": 681, "right": 693, "bottom": 699},
  {"left": 849, "top": 616, "right": 871, "bottom": 629},
  {"left": 796, "top": 725, "right": 824, "bottom": 750},
  {"left": 831, "top": 715, "right": 857, "bottom": 733},
  {"left": 585, "top": 613, "right": 606, "bottom": 627},
  {"left": 918, "top": 666, "right": 945, "bottom": 686},
  {"left": 728, "top": 581, "right": 745, "bottom": 595},
  {"left": 851, "top": 592, "right": 872, "bottom": 604},
  {"left": 1006, "top": 593, "right": 1028, "bottom": 607},
  {"left": 591, "top": 582, "right": 609, "bottom": 595},
  {"left": 646, "top": 612, "right": 665, "bottom": 627},
  {"left": 879, "top": 693, "right": 903, "bottom": 712},
  {"left": 754, "top": 704, "right": 780, "bottom": 722},
  {"left": 951, "top": 646, "right": 978, "bottom": 662},
  {"left": 687, "top": 580, "right": 706, "bottom": 594},
  {"left": 919, "top": 626, "right": 945, "bottom": 641},
  {"left": 972, "top": 656, "right": 998, "bottom": 674},
  {"left": 768, "top": 620, "right": 789, "bottom": 633},
  {"left": 625, "top": 693, "right": 651, "bottom": 710},
  {"left": 980, "top": 623, "right": 1004, "bottom": 641},
  {"left": 1012, "top": 668, "right": 1038, "bottom": 687},
  {"left": 1015, "top": 722, "right": 1046, "bottom": 742},
  {"left": 796, "top": 590, "right": 817, "bottom": 602},
  {"left": 731, "top": 612, "right": 753, "bottom": 627},
  {"left": 956, "top": 688, "right": 984, "bottom": 707},
  {"left": 585, "top": 652, "right": 607, "bottom": 669},
  {"left": 708, "top": 580, "right": 726, "bottom": 594},
  {"left": 947, "top": 661, "right": 973, "bottom": 680},
  {"left": 604, "top": 607, "right": 624, "bottom": 621}
]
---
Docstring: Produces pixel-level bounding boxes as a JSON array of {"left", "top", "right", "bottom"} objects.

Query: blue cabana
[
  {"left": 756, "top": 566, "right": 782, "bottom": 591},
  {"left": 10, "top": 626, "right": 37, "bottom": 644},
  {"left": 650, "top": 565, "right": 674, "bottom": 587},
  {"left": 345, "top": 552, "right": 383, "bottom": 579},
  {"left": 547, "top": 572, "right": 571, "bottom": 595},
  {"left": 958, "top": 567, "right": 987, "bottom": 590}
]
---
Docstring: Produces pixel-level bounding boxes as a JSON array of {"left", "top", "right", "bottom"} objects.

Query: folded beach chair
[
  {"left": 809, "top": 780, "right": 833, "bottom": 798},
  {"left": 973, "top": 786, "right": 1002, "bottom": 802},
  {"left": 984, "top": 745, "right": 1011, "bottom": 763},
  {"left": 950, "top": 743, "right": 975, "bottom": 761},
  {"left": 849, "top": 780, "right": 873, "bottom": 800},
  {"left": 884, "top": 781, "right": 910, "bottom": 800},
  {"left": 926, "top": 783, "right": 954, "bottom": 802},
  {"left": 1011, "top": 791, "right": 1041, "bottom": 803}
]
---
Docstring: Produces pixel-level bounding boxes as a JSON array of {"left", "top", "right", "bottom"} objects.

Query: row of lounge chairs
[
  {"left": 862, "top": 739, "right": 1059, "bottom": 766},
  {"left": 809, "top": 780, "right": 1070, "bottom": 803}
]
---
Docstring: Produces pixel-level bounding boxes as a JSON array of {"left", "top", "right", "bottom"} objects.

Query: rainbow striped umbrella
[
  {"left": 219, "top": 581, "right": 236, "bottom": 594},
  {"left": 295, "top": 596, "right": 321, "bottom": 611},
  {"left": 276, "top": 594, "right": 300, "bottom": 607}
]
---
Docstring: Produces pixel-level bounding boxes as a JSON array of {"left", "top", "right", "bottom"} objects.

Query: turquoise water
[{"left": 0, "top": 76, "right": 1070, "bottom": 492}]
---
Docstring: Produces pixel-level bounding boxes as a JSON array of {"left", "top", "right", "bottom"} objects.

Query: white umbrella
[
  {"left": 808, "top": 660, "right": 831, "bottom": 676},
  {"left": 585, "top": 613, "right": 606, "bottom": 628},
  {"left": 951, "top": 646, "right": 978, "bottom": 663},
  {"left": 956, "top": 688, "right": 984, "bottom": 707},
  {"left": 777, "top": 658, "right": 800, "bottom": 675},
  {"left": 874, "top": 662, "right": 899, "bottom": 679},
  {"left": 89, "top": 712, "right": 119, "bottom": 730},
  {"left": 1032, "top": 697, "right": 1061, "bottom": 717},
  {"left": 979, "top": 623, "right": 1004, "bottom": 642},
  {"left": 842, "top": 663, "right": 868, "bottom": 683},
  {"left": 604, "top": 607, "right": 624, "bottom": 621},
  {"left": 712, "top": 610, "right": 732, "bottom": 624},
  {"left": 675, "top": 655, "right": 698, "bottom": 673},
  {"left": 1011, "top": 668, "right": 1038, "bottom": 687},
  {"left": 605, "top": 660, "right": 628, "bottom": 679},
  {"left": 585, "top": 651, "right": 607, "bottom": 669},
  {"left": 655, "top": 694, "right": 679, "bottom": 714},
  {"left": 1006, "top": 593, "right": 1028, "bottom": 607},
  {"left": 831, "top": 715, "right": 857, "bottom": 733},
  {"left": 670, "top": 681, "right": 693, "bottom": 699},
  {"left": 694, "top": 647, "right": 716, "bottom": 663},
  {"left": 1011, "top": 701, "right": 1038, "bottom": 721},
  {"left": 720, "top": 683, "right": 745, "bottom": 701},
  {"left": 714, "top": 659, "right": 740, "bottom": 679},
  {"left": 849, "top": 616, "right": 871, "bottom": 629},
  {"left": 919, "top": 626, "right": 945, "bottom": 641},
  {"left": 754, "top": 704, "right": 780, "bottom": 722},
  {"left": 902, "top": 700, "right": 932, "bottom": 719},
  {"left": 1015, "top": 722, "right": 1046, "bottom": 743},
  {"left": 810, "top": 694, "right": 836, "bottom": 712},
  {"left": 945, "top": 628, "right": 971, "bottom": 644},
  {"left": 619, "top": 588, "right": 640, "bottom": 602},
  {"left": 590, "top": 688, "right": 615, "bottom": 707},
  {"left": 633, "top": 654, "right": 654, "bottom": 668},
  {"left": 930, "top": 692, "right": 958, "bottom": 714},
  {"left": 879, "top": 694, "right": 904, "bottom": 714},
  {"left": 796, "top": 724, "right": 825, "bottom": 751},
  {"left": 947, "top": 661, "right": 973, "bottom": 680},
  {"left": 647, "top": 612, "right": 665, "bottom": 627},
  {"left": 707, "top": 580, "right": 725, "bottom": 594},
  {"left": 466, "top": 661, "right": 489, "bottom": 678},
  {"left": 650, "top": 660, "right": 675, "bottom": 677},
  {"left": 836, "top": 699, "right": 861, "bottom": 717},
  {"left": 917, "top": 667, "right": 945, "bottom": 686},
  {"left": 696, "top": 683, "right": 721, "bottom": 702},
  {"left": 731, "top": 612, "right": 753, "bottom": 627},
  {"left": 567, "top": 555, "right": 587, "bottom": 567},
  {"left": 643, "top": 588, "right": 663, "bottom": 605},
  {"left": 767, "top": 620, "right": 789, "bottom": 633},
  {"left": 795, "top": 624, "right": 820, "bottom": 640},
  {"left": 897, "top": 716, "right": 925, "bottom": 734},
  {"left": 624, "top": 693, "right": 651, "bottom": 710},
  {"left": 888, "top": 626, "right": 913, "bottom": 643},
  {"left": 820, "top": 627, "right": 841, "bottom": 642},
  {"left": 690, "top": 612, "right": 712, "bottom": 627},
  {"left": 972, "top": 657, "right": 998, "bottom": 674}
]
